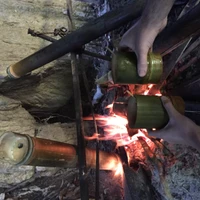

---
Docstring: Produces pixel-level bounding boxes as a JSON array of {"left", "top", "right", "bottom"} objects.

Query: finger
[
  {"left": 161, "top": 96, "right": 179, "bottom": 117},
  {"left": 137, "top": 52, "right": 148, "bottom": 77}
]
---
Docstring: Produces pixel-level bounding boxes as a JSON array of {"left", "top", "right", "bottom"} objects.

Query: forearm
[{"left": 141, "top": 0, "right": 175, "bottom": 27}]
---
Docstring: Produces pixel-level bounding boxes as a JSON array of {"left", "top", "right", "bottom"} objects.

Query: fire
[
  {"left": 143, "top": 84, "right": 162, "bottom": 96},
  {"left": 125, "top": 130, "right": 156, "bottom": 165},
  {"left": 84, "top": 114, "right": 155, "bottom": 153},
  {"left": 105, "top": 104, "right": 113, "bottom": 109},
  {"left": 114, "top": 162, "right": 123, "bottom": 176},
  {"left": 143, "top": 84, "right": 153, "bottom": 95},
  {"left": 84, "top": 114, "right": 130, "bottom": 146},
  {"left": 155, "top": 93, "right": 162, "bottom": 96},
  {"left": 84, "top": 85, "right": 162, "bottom": 175}
]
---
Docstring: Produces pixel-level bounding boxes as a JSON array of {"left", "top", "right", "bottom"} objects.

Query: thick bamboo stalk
[{"left": 0, "top": 132, "right": 120, "bottom": 171}]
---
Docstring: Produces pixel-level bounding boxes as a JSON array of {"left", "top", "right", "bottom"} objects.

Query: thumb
[
  {"left": 137, "top": 52, "right": 148, "bottom": 77},
  {"left": 161, "top": 96, "right": 178, "bottom": 117}
]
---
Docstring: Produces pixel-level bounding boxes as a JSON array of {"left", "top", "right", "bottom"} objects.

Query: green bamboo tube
[
  {"left": 111, "top": 51, "right": 163, "bottom": 84},
  {"left": 127, "top": 95, "right": 185, "bottom": 129}
]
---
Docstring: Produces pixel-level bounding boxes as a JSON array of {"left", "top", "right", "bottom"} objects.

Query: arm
[
  {"left": 141, "top": 0, "right": 175, "bottom": 28},
  {"left": 120, "top": 0, "right": 175, "bottom": 77},
  {"left": 148, "top": 96, "right": 200, "bottom": 153}
]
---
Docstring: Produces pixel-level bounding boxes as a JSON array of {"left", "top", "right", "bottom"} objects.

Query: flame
[
  {"left": 114, "top": 162, "right": 123, "bottom": 176},
  {"left": 97, "top": 114, "right": 131, "bottom": 146},
  {"left": 125, "top": 130, "right": 156, "bottom": 164},
  {"left": 143, "top": 84, "right": 162, "bottom": 96},
  {"left": 155, "top": 93, "right": 162, "bottom": 96},
  {"left": 105, "top": 104, "right": 113, "bottom": 109},
  {"left": 143, "top": 84, "right": 153, "bottom": 95},
  {"left": 84, "top": 86, "right": 161, "bottom": 173},
  {"left": 84, "top": 114, "right": 130, "bottom": 146},
  {"left": 84, "top": 114, "right": 154, "bottom": 149},
  {"left": 84, "top": 113, "right": 157, "bottom": 167}
]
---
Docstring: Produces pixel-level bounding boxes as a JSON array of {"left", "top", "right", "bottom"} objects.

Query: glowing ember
[
  {"left": 114, "top": 162, "right": 123, "bottom": 176},
  {"left": 143, "top": 84, "right": 153, "bottom": 95},
  {"left": 125, "top": 130, "right": 156, "bottom": 165},
  {"left": 155, "top": 93, "right": 162, "bottom": 96},
  {"left": 105, "top": 104, "right": 113, "bottom": 109},
  {"left": 143, "top": 84, "right": 162, "bottom": 96}
]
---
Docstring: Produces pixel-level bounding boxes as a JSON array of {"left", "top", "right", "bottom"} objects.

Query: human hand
[
  {"left": 119, "top": 18, "right": 167, "bottom": 77},
  {"left": 148, "top": 96, "right": 199, "bottom": 147}
]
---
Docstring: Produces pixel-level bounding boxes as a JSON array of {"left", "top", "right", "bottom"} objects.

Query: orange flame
[
  {"left": 143, "top": 84, "right": 162, "bottom": 96},
  {"left": 84, "top": 86, "right": 161, "bottom": 174},
  {"left": 84, "top": 114, "right": 153, "bottom": 149},
  {"left": 84, "top": 114, "right": 130, "bottom": 146},
  {"left": 105, "top": 104, "right": 113, "bottom": 109},
  {"left": 143, "top": 84, "right": 153, "bottom": 95},
  {"left": 114, "top": 162, "right": 123, "bottom": 176}
]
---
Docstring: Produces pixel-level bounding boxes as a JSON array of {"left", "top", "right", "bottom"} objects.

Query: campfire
[
  {"left": 84, "top": 84, "right": 163, "bottom": 171},
  {"left": 83, "top": 79, "right": 181, "bottom": 199}
]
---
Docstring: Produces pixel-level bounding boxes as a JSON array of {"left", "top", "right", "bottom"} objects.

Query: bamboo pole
[{"left": 0, "top": 132, "right": 121, "bottom": 171}]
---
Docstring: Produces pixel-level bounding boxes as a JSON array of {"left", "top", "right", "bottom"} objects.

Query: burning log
[
  {"left": 123, "top": 165, "right": 157, "bottom": 200},
  {"left": 0, "top": 132, "right": 121, "bottom": 171}
]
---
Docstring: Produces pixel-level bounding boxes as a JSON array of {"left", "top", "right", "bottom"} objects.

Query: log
[{"left": 123, "top": 165, "right": 157, "bottom": 200}]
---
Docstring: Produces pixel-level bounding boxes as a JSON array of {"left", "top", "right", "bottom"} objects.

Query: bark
[{"left": 123, "top": 165, "right": 159, "bottom": 200}]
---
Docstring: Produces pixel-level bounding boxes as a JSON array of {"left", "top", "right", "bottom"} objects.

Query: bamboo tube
[{"left": 0, "top": 132, "right": 120, "bottom": 171}]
